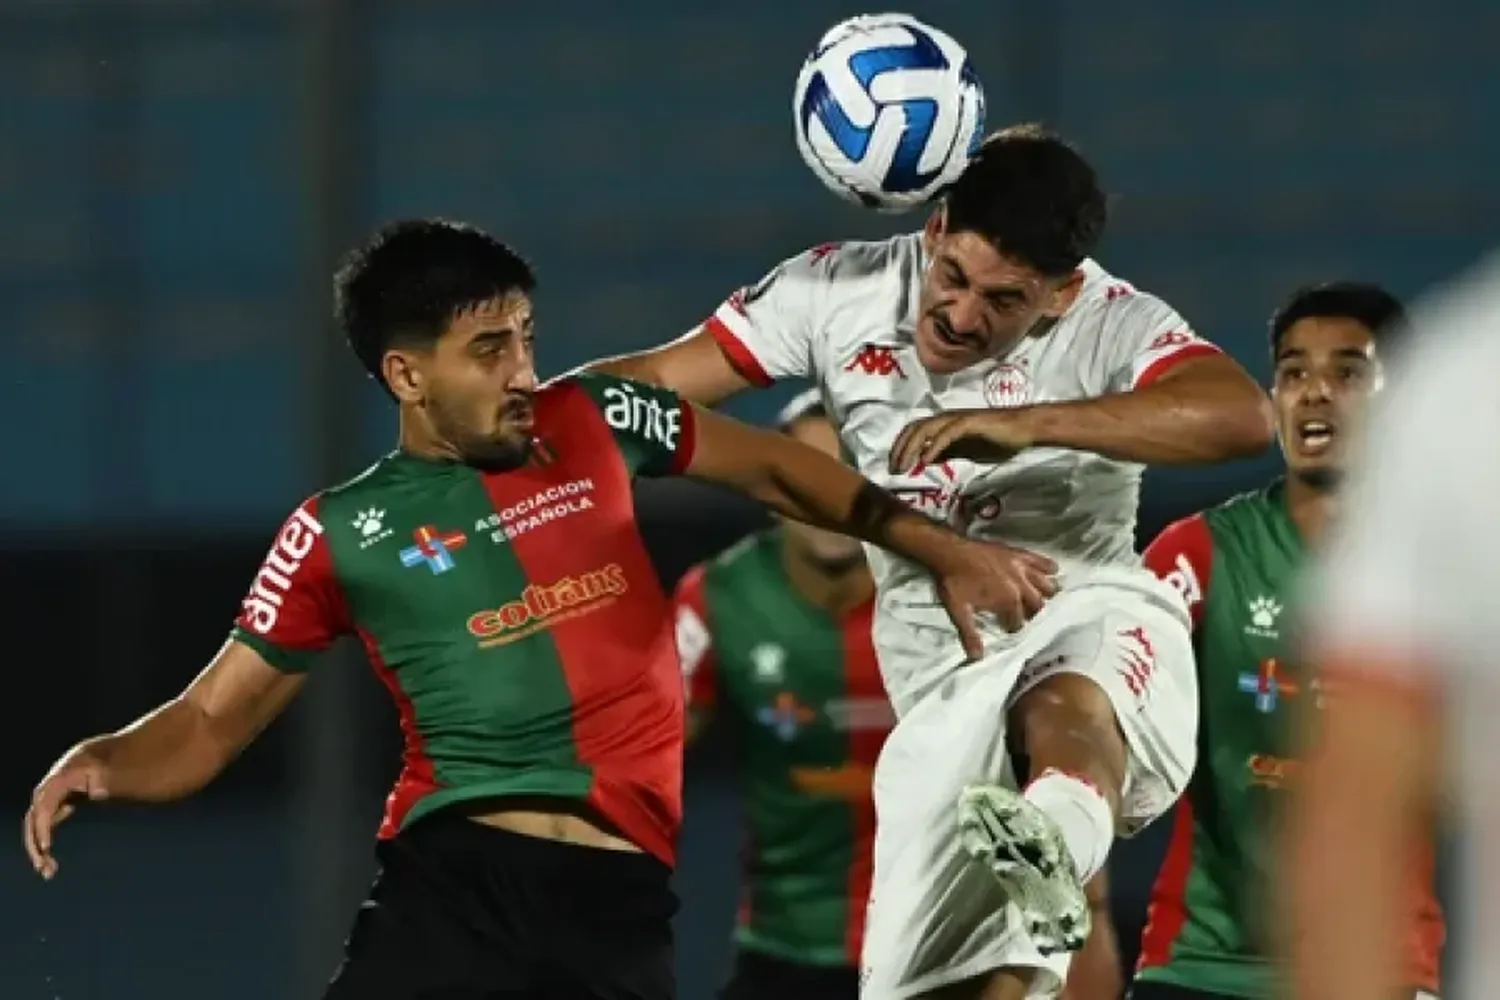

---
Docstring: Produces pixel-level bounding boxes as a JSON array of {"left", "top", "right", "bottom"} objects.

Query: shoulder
[
  {"left": 1201, "top": 485, "right": 1280, "bottom": 535},
  {"left": 1062, "top": 260, "right": 1185, "bottom": 340},
  {"left": 313, "top": 455, "right": 406, "bottom": 518}
]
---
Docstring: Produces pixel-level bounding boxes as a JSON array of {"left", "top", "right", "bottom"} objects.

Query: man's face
[
  {"left": 388, "top": 292, "right": 539, "bottom": 469},
  {"left": 914, "top": 212, "right": 1081, "bottom": 374},
  {"left": 779, "top": 415, "right": 868, "bottom": 568},
  {"left": 1272, "top": 315, "right": 1382, "bottom": 489}
]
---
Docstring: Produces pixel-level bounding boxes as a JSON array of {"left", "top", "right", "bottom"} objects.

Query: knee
[{"left": 1009, "top": 675, "right": 1127, "bottom": 789}]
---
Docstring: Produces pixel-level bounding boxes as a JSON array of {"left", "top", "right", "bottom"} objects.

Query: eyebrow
[
  {"left": 1275, "top": 346, "right": 1372, "bottom": 363},
  {"left": 938, "top": 256, "right": 1030, "bottom": 300}
]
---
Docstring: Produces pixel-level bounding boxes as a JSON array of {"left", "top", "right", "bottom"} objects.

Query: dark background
[{"left": 1, "top": 0, "right": 1489, "bottom": 996}]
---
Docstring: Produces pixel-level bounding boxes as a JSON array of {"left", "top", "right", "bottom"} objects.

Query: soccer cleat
[{"left": 957, "top": 783, "right": 1091, "bottom": 956}]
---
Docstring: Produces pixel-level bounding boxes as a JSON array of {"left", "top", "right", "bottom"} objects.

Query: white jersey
[
  {"left": 1307, "top": 252, "right": 1500, "bottom": 1000},
  {"left": 705, "top": 234, "right": 1219, "bottom": 708}
]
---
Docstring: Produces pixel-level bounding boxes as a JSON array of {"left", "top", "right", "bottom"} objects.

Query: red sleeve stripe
[
  {"left": 669, "top": 400, "right": 698, "bottom": 474},
  {"left": 705, "top": 315, "right": 774, "bottom": 388},
  {"left": 1134, "top": 342, "right": 1223, "bottom": 390}
]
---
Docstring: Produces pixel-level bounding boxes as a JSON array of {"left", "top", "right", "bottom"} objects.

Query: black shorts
[
  {"left": 719, "top": 949, "right": 859, "bottom": 1000},
  {"left": 323, "top": 811, "right": 677, "bottom": 1000}
]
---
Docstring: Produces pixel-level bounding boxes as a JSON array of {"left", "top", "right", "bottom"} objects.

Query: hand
[
  {"left": 24, "top": 747, "right": 110, "bottom": 880},
  {"left": 932, "top": 538, "right": 1059, "bottom": 658},
  {"left": 889, "top": 409, "right": 1037, "bottom": 474}
]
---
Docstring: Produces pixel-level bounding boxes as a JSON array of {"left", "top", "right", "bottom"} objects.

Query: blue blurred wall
[{"left": 3, "top": 0, "right": 1494, "bottom": 527}]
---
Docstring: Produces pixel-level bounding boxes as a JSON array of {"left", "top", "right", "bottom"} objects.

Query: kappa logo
[
  {"left": 600, "top": 382, "right": 681, "bottom": 453},
  {"left": 843, "top": 343, "right": 906, "bottom": 378},
  {"left": 1117, "top": 626, "right": 1157, "bottom": 701}
]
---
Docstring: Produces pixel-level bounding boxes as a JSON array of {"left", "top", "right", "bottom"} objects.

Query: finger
[
  {"left": 22, "top": 808, "right": 44, "bottom": 874},
  {"left": 24, "top": 798, "right": 58, "bottom": 878},
  {"left": 889, "top": 419, "right": 932, "bottom": 475},
  {"left": 948, "top": 601, "right": 985, "bottom": 662},
  {"left": 1024, "top": 565, "right": 1060, "bottom": 599},
  {"left": 1012, "top": 548, "right": 1060, "bottom": 575},
  {"left": 919, "top": 421, "right": 968, "bottom": 468}
]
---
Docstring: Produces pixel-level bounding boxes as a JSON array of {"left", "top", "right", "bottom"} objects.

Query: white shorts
[{"left": 860, "top": 585, "right": 1199, "bottom": 1000}]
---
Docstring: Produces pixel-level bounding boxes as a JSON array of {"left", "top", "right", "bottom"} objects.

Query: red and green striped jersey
[
  {"left": 230, "top": 372, "right": 696, "bottom": 865},
  {"left": 1134, "top": 481, "right": 1444, "bottom": 998},
  {"left": 672, "top": 530, "right": 893, "bottom": 968}
]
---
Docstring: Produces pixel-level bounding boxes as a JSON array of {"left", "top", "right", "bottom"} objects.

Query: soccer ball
[{"left": 793, "top": 13, "right": 986, "bottom": 213}]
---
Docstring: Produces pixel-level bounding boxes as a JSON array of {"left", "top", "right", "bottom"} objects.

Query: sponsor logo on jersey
[
  {"left": 1161, "top": 553, "right": 1203, "bottom": 608},
  {"left": 790, "top": 762, "right": 875, "bottom": 800},
  {"left": 351, "top": 508, "right": 393, "bottom": 550},
  {"left": 825, "top": 697, "right": 895, "bottom": 731},
  {"left": 242, "top": 506, "right": 324, "bottom": 634},
  {"left": 399, "top": 525, "right": 468, "bottom": 575},
  {"left": 749, "top": 642, "right": 786, "bottom": 683},
  {"left": 1146, "top": 329, "right": 1198, "bottom": 353},
  {"left": 600, "top": 382, "right": 681, "bottom": 452},
  {"left": 674, "top": 604, "right": 712, "bottom": 682},
  {"left": 467, "top": 562, "right": 628, "bottom": 648},
  {"left": 1246, "top": 752, "right": 1303, "bottom": 789},
  {"left": 1239, "top": 657, "right": 1326, "bottom": 713},
  {"left": 1244, "top": 595, "right": 1282, "bottom": 639},
  {"left": 474, "top": 478, "right": 596, "bottom": 543},
  {"left": 757, "top": 691, "right": 816, "bottom": 741},
  {"left": 983, "top": 362, "right": 1031, "bottom": 407},
  {"left": 843, "top": 342, "right": 907, "bottom": 379}
]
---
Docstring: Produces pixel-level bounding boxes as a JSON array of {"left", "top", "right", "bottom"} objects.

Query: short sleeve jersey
[{"left": 704, "top": 234, "right": 1219, "bottom": 707}]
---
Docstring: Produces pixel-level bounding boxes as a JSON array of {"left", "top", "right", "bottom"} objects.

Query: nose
[
  {"left": 946, "top": 290, "right": 987, "bottom": 335},
  {"left": 509, "top": 359, "right": 539, "bottom": 393}
]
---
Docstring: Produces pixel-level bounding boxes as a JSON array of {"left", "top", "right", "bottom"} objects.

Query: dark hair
[
  {"left": 335, "top": 218, "right": 537, "bottom": 384},
  {"left": 942, "top": 123, "right": 1107, "bottom": 277},
  {"left": 1269, "top": 281, "right": 1409, "bottom": 358}
]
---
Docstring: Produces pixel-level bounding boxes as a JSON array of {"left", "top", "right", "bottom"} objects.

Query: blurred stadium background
[{"left": 0, "top": 0, "right": 1490, "bottom": 995}]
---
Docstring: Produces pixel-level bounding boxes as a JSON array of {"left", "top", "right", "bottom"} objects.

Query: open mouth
[
  {"left": 931, "top": 316, "right": 981, "bottom": 353},
  {"left": 1297, "top": 418, "right": 1335, "bottom": 453}
]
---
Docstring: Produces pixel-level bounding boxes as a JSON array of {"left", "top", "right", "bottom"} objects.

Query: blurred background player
[
  {"left": 1289, "top": 258, "right": 1500, "bottom": 1000},
  {"left": 673, "top": 390, "right": 889, "bottom": 1000},
  {"left": 23, "top": 219, "right": 1069, "bottom": 1000},
  {"left": 594, "top": 125, "right": 1274, "bottom": 1000},
  {"left": 1132, "top": 282, "right": 1444, "bottom": 1000}
]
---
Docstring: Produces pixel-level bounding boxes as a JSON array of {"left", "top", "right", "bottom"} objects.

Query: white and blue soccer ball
[{"left": 793, "top": 13, "right": 987, "bottom": 213}]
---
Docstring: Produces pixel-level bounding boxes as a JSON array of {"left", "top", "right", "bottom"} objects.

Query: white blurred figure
[{"left": 1290, "top": 254, "right": 1500, "bottom": 1000}]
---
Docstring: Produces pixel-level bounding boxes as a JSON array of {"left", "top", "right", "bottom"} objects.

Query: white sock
[{"left": 1022, "top": 768, "right": 1114, "bottom": 882}]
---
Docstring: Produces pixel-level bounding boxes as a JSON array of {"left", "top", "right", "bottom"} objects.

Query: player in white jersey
[
  {"left": 594, "top": 125, "right": 1274, "bottom": 1000},
  {"left": 1290, "top": 254, "right": 1500, "bottom": 1000}
]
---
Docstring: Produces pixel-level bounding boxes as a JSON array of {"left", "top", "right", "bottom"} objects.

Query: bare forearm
[
  {"left": 749, "top": 452, "right": 957, "bottom": 571},
  {"left": 1023, "top": 375, "right": 1272, "bottom": 465},
  {"left": 81, "top": 698, "right": 234, "bottom": 802}
]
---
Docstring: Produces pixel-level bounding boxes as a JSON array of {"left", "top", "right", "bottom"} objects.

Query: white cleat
[{"left": 957, "top": 783, "right": 1091, "bottom": 956}]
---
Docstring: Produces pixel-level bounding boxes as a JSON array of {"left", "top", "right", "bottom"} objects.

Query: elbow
[
  {"left": 1208, "top": 380, "right": 1276, "bottom": 459},
  {"left": 1235, "top": 388, "right": 1277, "bottom": 456}
]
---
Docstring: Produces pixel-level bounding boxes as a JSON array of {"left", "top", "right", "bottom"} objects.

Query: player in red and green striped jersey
[
  {"left": 674, "top": 391, "right": 892, "bottom": 1000},
  {"left": 23, "top": 219, "right": 1062, "bottom": 1000},
  {"left": 1128, "top": 283, "right": 1445, "bottom": 1000}
]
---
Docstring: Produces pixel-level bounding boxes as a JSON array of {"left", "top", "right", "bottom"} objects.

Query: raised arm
[
  {"left": 590, "top": 325, "right": 755, "bottom": 408},
  {"left": 684, "top": 403, "right": 1058, "bottom": 657}
]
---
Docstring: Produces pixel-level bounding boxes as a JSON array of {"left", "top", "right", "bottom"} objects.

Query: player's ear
[
  {"left": 922, "top": 209, "right": 945, "bottom": 252},
  {"left": 382, "top": 349, "right": 427, "bottom": 405},
  {"left": 1041, "top": 269, "right": 1086, "bottom": 318}
]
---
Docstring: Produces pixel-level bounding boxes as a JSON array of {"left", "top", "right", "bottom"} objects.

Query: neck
[
  {"left": 1285, "top": 473, "right": 1341, "bottom": 546},
  {"left": 398, "top": 410, "right": 461, "bottom": 463},
  {"left": 781, "top": 541, "right": 873, "bottom": 616}
]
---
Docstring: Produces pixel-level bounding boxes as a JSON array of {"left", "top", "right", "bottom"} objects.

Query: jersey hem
[{"left": 230, "top": 627, "right": 316, "bottom": 673}]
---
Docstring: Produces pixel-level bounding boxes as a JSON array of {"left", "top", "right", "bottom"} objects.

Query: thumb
[{"left": 82, "top": 767, "right": 109, "bottom": 802}]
